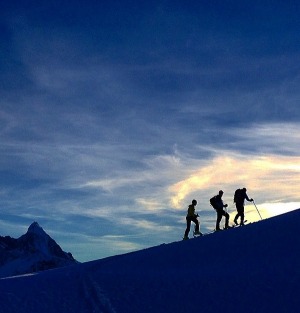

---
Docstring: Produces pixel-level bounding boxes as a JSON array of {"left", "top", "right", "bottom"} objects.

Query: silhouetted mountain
[{"left": 0, "top": 222, "right": 77, "bottom": 278}]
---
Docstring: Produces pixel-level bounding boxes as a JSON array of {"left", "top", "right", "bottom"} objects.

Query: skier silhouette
[
  {"left": 233, "top": 187, "right": 253, "bottom": 225},
  {"left": 183, "top": 199, "right": 202, "bottom": 240},
  {"left": 211, "top": 190, "right": 230, "bottom": 231}
]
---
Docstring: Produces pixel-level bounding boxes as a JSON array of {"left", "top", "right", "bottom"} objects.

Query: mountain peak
[
  {"left": 0, "top": 222, "right": 78, "bottom": 278},
  {"left": 27, "top": 222, "right": 47, "bottom": 236}
]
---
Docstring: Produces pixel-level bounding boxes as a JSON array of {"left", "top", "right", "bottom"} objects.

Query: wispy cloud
[{"left": 225, "top": 123, "right": 300, "bottom": 154}]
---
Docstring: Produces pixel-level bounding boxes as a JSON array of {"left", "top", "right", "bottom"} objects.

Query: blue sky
[{"left": 1, "top": 0, "right": 300, "bottom": 262}]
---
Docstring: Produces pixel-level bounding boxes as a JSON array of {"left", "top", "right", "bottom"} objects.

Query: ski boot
[{"left": 193, "top": 230, "right": 203, "bottom": 236}]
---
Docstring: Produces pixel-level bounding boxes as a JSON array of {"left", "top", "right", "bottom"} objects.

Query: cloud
[
  {"left": 59, "top": 122, "right": 300, "bottom": 219},
  {"left": 53, "top": 231, "right": 144, "bottom": 261},
  {"left": 169, "top": 152, "right": 300, "bottom": 210},
  {"left": 225, "top": 122, "right": 300, "bottom": 154}
]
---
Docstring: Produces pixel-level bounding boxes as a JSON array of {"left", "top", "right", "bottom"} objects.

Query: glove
[{"left": 224, "top": 204, "right": 228, "bottom": 208}]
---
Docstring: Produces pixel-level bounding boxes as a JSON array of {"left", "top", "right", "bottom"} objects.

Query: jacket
[
  {"left": 214, "top": 195, "right": 225, "bottom": 211},
  {"left": 186, "top": 204, "right": 196, "bottom": 217},
  {"left": 235, "top": 189, "right": 251, "bottom": 205}
]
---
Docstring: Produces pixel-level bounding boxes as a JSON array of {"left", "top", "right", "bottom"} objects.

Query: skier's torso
[
  {"left": 214, "top": 195, "right": 224, "bottom": 210},
  {"left": 236, "top": 190, "right": 249, "bottom": 205},
  {"left": 186, "top": 205, "right": 196, "bottom": 217}
]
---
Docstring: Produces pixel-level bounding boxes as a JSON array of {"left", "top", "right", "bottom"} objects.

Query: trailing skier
[
  {"left": 233, "top": 187, "right": 253, "bottom": 225},
  {"left": 183, "top": 199, "right": 202, "bottom": 240},
  {"left": 211, "top": 190, "right": 230, "bottom": 231}
]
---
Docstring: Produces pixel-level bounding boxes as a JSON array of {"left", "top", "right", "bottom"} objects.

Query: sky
[{"left": 0, "top": 0, "right": 300, "bottom": 262}]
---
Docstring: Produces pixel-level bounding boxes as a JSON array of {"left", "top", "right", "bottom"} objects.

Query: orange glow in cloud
[{"left": 169, "top": 154, "right": 300, "bottom": 212}]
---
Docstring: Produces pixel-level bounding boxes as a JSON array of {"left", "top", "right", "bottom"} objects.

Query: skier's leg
[
  {"left": 224, "top": 210, "right": 230, "bottom": 228},
  {"left": 184, "top": 217, "right": 192, "bottom": 237},
  {"left": 240, "top": 206, "right": 245, "bottom": 225},
  {"left": 191, "top": 216, "right": 200, "bottom": 232},
  {"left": 234, "top": 204, "right": 239, "bottom": 224},
  {"left": 216, "top": 210, "right": 222, "bottom": 230},
  {"left": 235, "top": 204, "right": 243, "bottom": 224}
]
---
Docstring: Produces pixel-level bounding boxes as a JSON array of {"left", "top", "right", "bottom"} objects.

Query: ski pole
[{"left": 252, "top": 200, "right": 262, "bottom": 220}]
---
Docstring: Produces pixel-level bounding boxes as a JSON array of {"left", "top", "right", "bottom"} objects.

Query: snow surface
[{"left": 0, "top": 209, "right": 300, "bottom": 313}]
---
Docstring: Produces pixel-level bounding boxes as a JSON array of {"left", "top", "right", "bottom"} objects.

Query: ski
[
  {"left": 232, "top": 220, "right": 248, "bottom": 227},
  {"left": 182, "top": 231, "right": 204, "bottom": 240},
  {"left": 193, "top": 231, "right": 203, "bottom": 238},
  {"left": 183, "top": 221, "right": 250, "bottom": 240}
]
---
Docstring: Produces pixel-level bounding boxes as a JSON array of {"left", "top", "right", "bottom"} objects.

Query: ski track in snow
[{"left": 81, "top": 272, "right": 117, "bottom": 313}]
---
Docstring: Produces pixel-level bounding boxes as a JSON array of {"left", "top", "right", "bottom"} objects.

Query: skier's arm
[
  {"left": 245, "top": 194, "right": 253, "bottom": 202},
  {"left": 221, "top": 198, "right": 228, "bottom": 208}
]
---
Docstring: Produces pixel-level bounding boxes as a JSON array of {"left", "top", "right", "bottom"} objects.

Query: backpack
[
  {"left": 209, "top": 196, "right": 218, "bottom": 209},
  {"left": 234, "top": 189, "right": 242, "bottom": 203}
]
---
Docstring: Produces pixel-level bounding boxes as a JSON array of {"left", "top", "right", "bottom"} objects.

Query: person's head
[
  {"left": 219, "top": 190, "right": 224, "bottom": 196},
  {"left": 242, "top": 187, "right": 247, "bottom": 192},
  {"left": 192, "top": 199, "right": 197, "bottom": 206}
]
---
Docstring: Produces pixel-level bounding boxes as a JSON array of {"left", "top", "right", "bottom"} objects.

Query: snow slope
[{"left": 0, "top": 209, "right": 299, "bottom": 313}]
